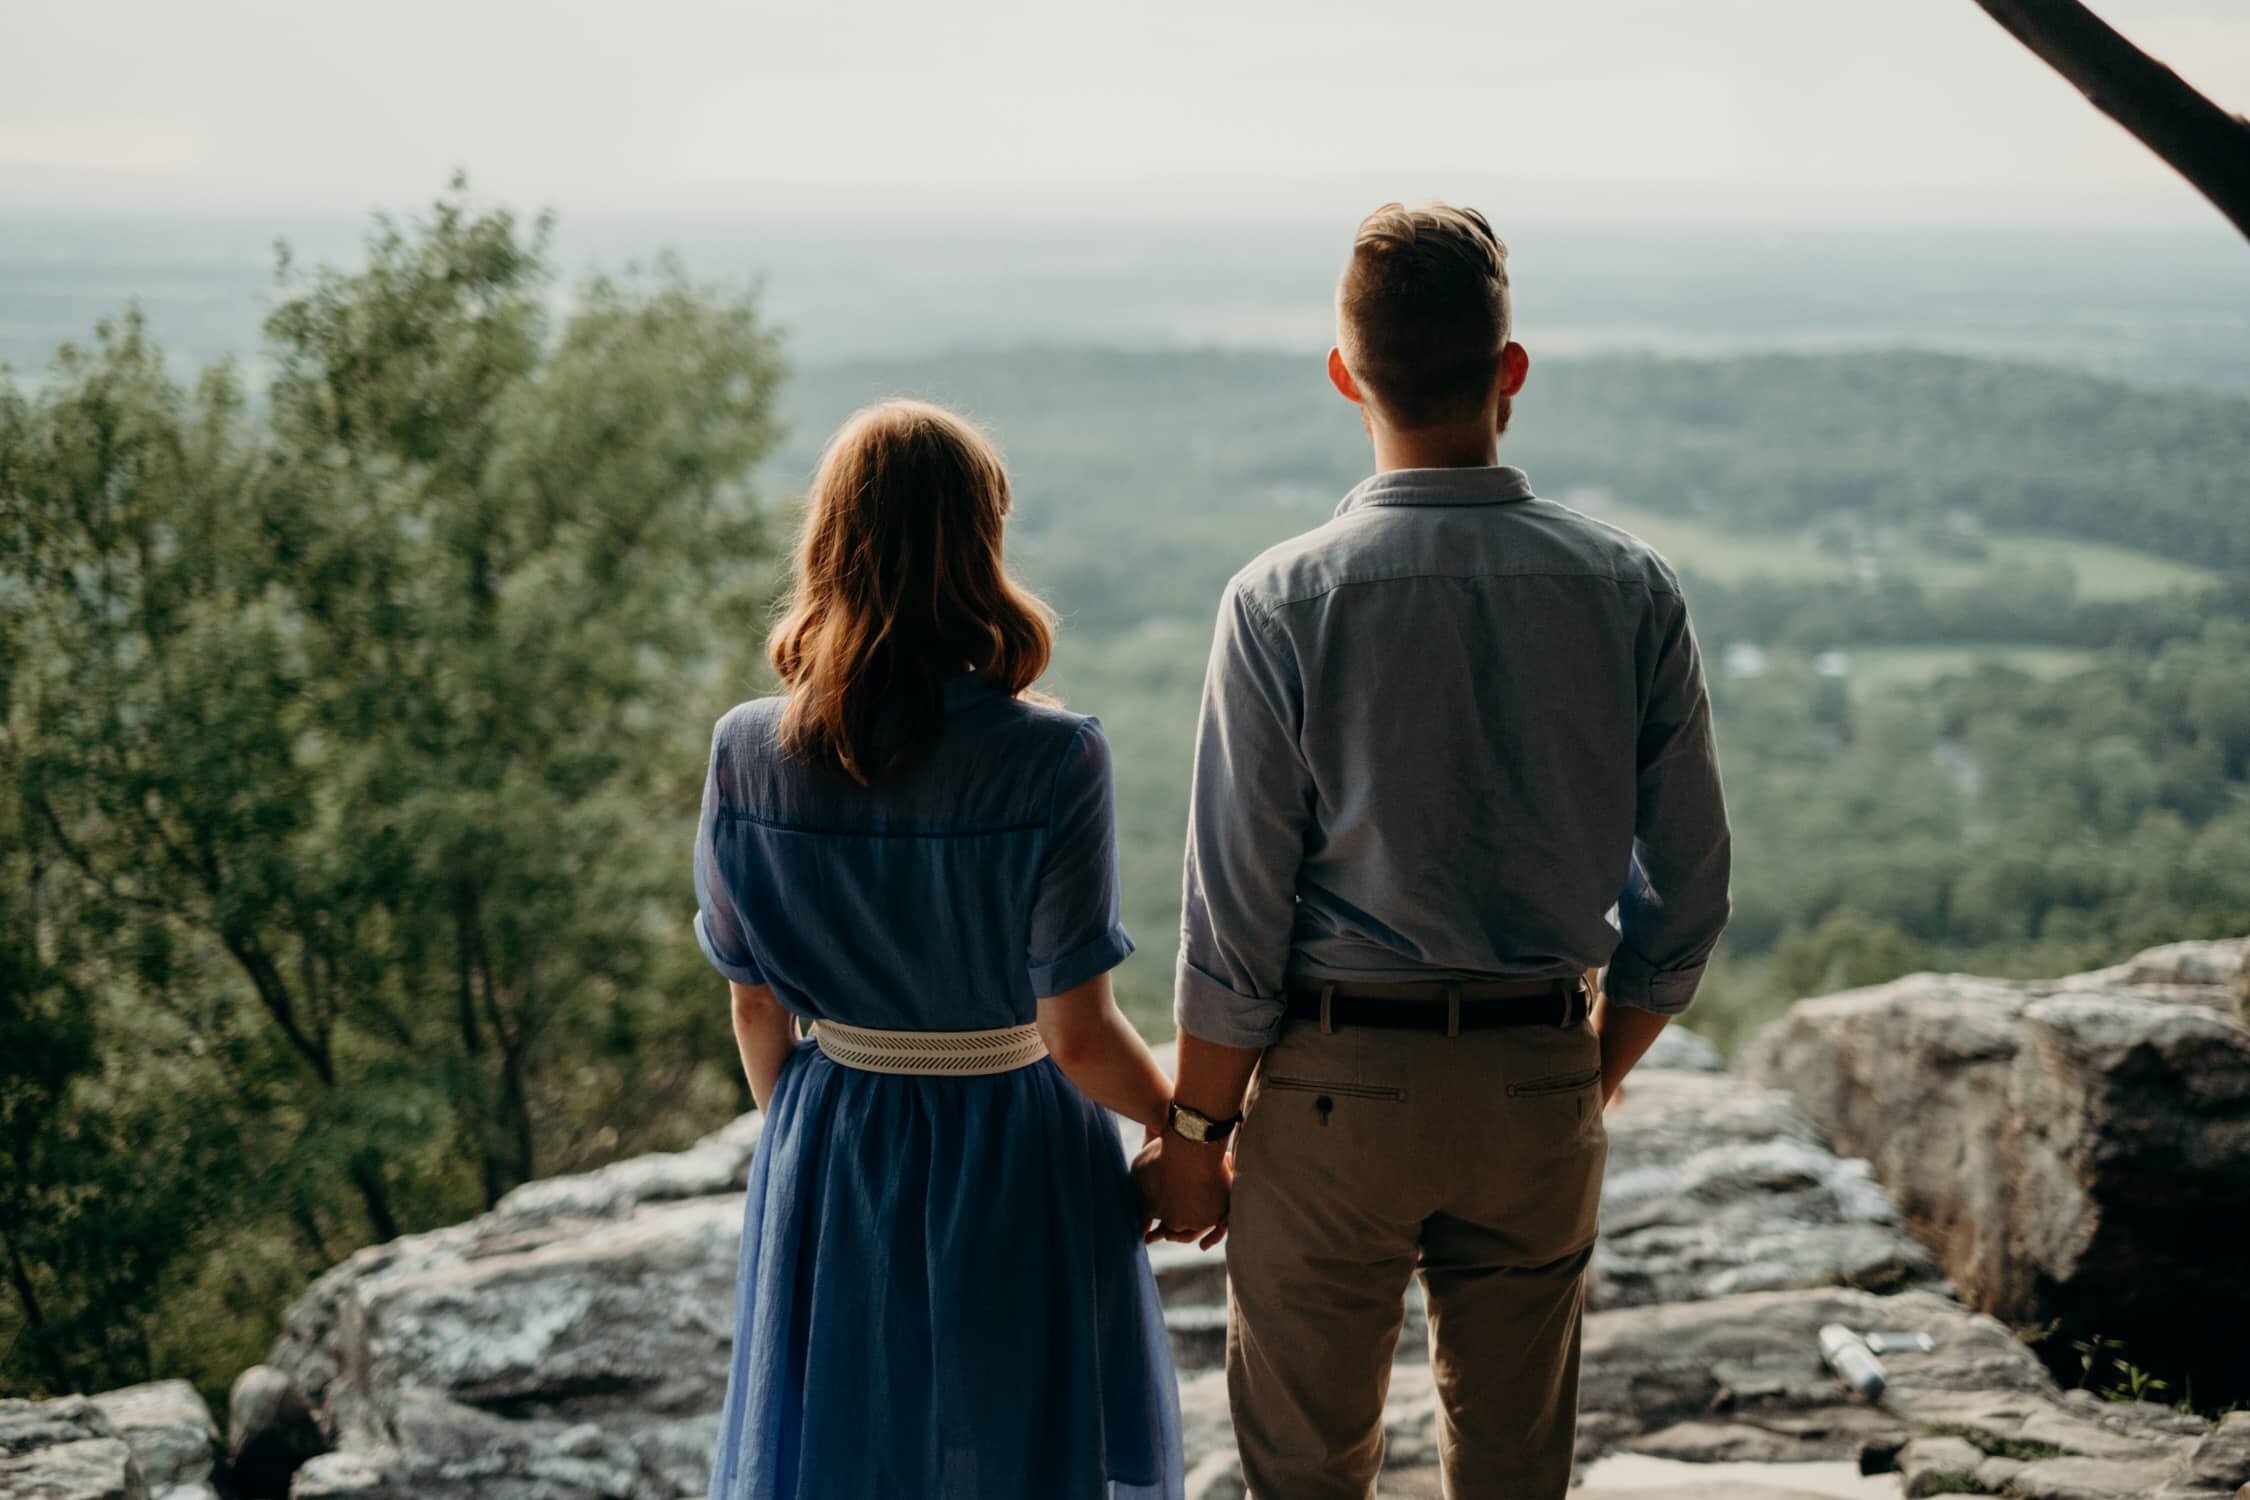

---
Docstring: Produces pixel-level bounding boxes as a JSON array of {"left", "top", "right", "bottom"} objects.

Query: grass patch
[
  {"left": 1586, "top": 501, "right": 2219, "bottom": 601},
  {"left": 1919, "top": 1423, "right": 2073, "bottom": 1463},
  {"left": 1838, "top": 645, "right": 2100, "bottom": 700}
]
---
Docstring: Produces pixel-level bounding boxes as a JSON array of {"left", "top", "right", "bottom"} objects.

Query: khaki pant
[{"left": 1226, "top": 1014, "right": 1608, "bottom": 1499}]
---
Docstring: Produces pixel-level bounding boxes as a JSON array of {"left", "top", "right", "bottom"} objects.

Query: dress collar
[
  {"left": 943, "top": 669, "right": 996, "bottom": 712},
  {"left": 1335, "top": 465, "right": 1536, "bottom": 517}
]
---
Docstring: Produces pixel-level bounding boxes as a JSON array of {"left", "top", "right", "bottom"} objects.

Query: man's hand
[
  {"left": 1590, "top": 972, "right": 1668, "bottom": 1113},
  {"left": 1133, "top": 1133, "right": 1232, "bottom": 1250}
]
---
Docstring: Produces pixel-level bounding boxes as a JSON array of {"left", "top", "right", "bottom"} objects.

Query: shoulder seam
[
  {"left": 1261, "top": 568, "right": 1679, "bottom": 613},
  {"left": 1231, "top": 579, "right": 1293, "bottom": 648}
]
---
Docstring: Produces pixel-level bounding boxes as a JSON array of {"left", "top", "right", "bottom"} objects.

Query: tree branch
[
  {"left": 217, "top": 929, "right": 336, "bottom": 1087},
  {"left": 0, "top": 1225, "right": 70, "bottom": 1394},
  {"left": 1969, "top": 0, "right": 2250, "bottom": 240}
]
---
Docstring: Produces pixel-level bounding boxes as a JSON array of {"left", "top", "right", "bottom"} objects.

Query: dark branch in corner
[{"left": 1969, "top": 0, "right": 2250, "bottom": 241}]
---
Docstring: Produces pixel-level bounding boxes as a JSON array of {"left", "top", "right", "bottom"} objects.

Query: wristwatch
[{"left": 1167, "top": 1100, "right": 1241, "bottom": 1146}]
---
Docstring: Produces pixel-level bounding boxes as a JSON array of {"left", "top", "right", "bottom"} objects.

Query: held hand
[
  {"left": 1128, "top": 1121, "right": 1166, "bottom": 1223},
  {"left": 1135, "top": 1133, "right": 1232, "bottom": 1250},
  {"left": 1131, "top": 1138, "right": 1164, "bottom": 1223}
]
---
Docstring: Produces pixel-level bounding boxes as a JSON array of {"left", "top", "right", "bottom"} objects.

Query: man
[{"left": 1140, "top": 203, "right": 1732, "bottom": 1498}]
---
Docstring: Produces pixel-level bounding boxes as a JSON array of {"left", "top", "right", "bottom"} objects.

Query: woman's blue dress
[{"left": 693, "top": 674, "right": 1185, "bottom": 1500}]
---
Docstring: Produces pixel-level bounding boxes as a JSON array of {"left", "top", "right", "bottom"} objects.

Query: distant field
[
  {"left": 1836, "top": 644, "right": 2100, "bottom": 699},
  {"left": 1581, "top": 500, "right": 2219, "bottom": 602},
  {"left": 1989, "top": 537, "right": 2222, "bottom": 602}
]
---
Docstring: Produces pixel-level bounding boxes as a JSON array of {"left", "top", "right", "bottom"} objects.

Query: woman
[{"left": 693, "top": 400, "right": 1185, "bottom": 1499}]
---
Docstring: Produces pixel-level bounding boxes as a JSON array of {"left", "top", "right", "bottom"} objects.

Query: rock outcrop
[
  {"left": 2, "top": 1383, "right": 221, "bottom": 1500},
  {"left": 1740, "top": 937, "right": 2250, "bottom": 1406},
  {"left": 27, "top": 939, "right": 2245, "bottom": 1500},
  {"left": 238, "top": 1115, "right": 768, "bottom": 1498},
  {"left": 88, "top": 1382, "right": 221, "bottom": 1500},
  {"left": 222, "top": 1029, "right": 1957, "bottom": 1499},
  {"left": 1593, "top": 1067, "right": 1935, "bottom": 1309}
]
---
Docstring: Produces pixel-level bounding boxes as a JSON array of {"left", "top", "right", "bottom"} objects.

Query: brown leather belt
[{"left": 1284, "top": 976, "right": 1591, "bottom": 1034}]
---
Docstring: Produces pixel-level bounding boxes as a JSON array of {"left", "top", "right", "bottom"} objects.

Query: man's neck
[{"left": 1369, "top": 424, "right": 1501, "bottom": 473}]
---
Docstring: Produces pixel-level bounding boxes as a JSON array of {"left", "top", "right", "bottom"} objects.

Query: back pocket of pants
[
  {"left": 1506, "top": 1066, "right": 1600, "bottom": 1098},
  {"left": 1261, "top": 1076, "right": 1404, "bottom": 1103}
]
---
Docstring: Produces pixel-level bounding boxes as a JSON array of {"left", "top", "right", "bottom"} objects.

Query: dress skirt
[{"left": 707, "top": 1040, "right": 1186, "bottom": 1500}]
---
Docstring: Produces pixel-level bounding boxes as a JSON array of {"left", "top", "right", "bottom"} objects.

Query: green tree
[{"left": 0, "top": 181, "right": 785, "bottom": 1397}]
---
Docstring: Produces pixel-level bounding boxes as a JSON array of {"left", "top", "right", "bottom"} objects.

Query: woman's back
[
  {"left": 695, "top": 674, "right": 1131, "bottom": 1033},
  {"left": 693, "top": 400, "right": 1180, "bottom": 1500}
]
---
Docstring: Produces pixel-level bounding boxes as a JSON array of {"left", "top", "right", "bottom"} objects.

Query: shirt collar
[
  {"left": 943, "top": 669, "right": 995, "bottom": 712},
  {"left": 1335, "top": 465, "right": 1536, "bottom": 517}
]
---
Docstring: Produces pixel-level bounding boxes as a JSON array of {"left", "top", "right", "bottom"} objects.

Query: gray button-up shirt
[{"left": 1175, "top": 464, "right": 1732, "bottom": 1050}]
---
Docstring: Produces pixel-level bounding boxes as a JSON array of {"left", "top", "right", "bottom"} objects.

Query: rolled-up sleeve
[
  {"left": 692, "top": 718, "right": 766, "bottom": 987},
  {"left": 1608, "top": 591, "right": 1732, "bottom": 1014},
  {"left": 1027, "top": 718, "right": 1136, "bottom": 997},
  {"left": 1175, "top": 583, "right": 1314, "bottom": 1049}
]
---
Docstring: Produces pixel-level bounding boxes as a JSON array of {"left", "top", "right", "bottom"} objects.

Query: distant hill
[{"left": 774, "top": 346, "right": 2250, "bottom": 578}]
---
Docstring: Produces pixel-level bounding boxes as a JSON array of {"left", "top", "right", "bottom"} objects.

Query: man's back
[
  {"left": 1174, "top": 463, "right": 1731, "bottom": 1048},
  {"left": 1149, "top": 201, "right": 1735, "bottom": 1500}
]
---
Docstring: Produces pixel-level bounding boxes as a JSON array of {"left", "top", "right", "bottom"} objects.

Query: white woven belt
[{"left": 810, "top": 1018, "right": 1049, "bottom": 1076}]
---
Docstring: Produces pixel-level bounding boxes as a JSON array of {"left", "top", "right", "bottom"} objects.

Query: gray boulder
[
  {"left": 1740, "top": 936, "right": 2250, "bottom": 1404},
  {"left": 88, "top": 1382, "right": 218, "bottom": 1500},
  {"left": 264, "top": 1111, "right": 766, "bottom": 1453},
  {"left": 1594, "top": 1067, "right": 1937, "bottom": 1309},
  {"left": 258, "top": 1112, "right": 761, "bottom": 1499},
  {"left": 3, "top": 1397, "right": 113, "bottom": 1457},
  {"left": 0, "top": 1396, "right": 149, "bottom": 1500}
]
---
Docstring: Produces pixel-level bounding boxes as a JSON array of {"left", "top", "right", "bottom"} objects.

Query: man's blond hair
[{"left": 1337, "top": 202, "right": 1511, "bottom": 429}]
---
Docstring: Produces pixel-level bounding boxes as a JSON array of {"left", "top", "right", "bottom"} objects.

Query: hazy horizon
[
  {"left": 8, "top": 0, "right": 2250, "bottom": 391},
  {"left": 8, "top": 207, "right": 2249, "bottom": 398},
  {"left": 5, "top": 0, "right": 2249, "bottom": 231}
]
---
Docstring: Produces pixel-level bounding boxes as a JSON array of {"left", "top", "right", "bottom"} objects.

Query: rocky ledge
[
  {"left": 1, "top": 1379, "right": 222, "bottom": 1500},
  {"left": 9, "top": 939, "right": 2246, "bottom": 1500},
  {"left": 1740, "top": 937, "right": 2250, "bottom": 1410}
]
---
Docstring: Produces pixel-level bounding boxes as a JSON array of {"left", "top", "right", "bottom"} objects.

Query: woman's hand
[
  {"left": 729, "top": 981, "right": 798, "bottom": 1111},
  {"left": 1136, "top": 1133, "right": 1232, "bottom": 1250}
]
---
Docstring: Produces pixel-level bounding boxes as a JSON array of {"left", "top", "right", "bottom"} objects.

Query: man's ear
[
  {"left": 1327, "top": 346, "right": 1365, "bottom": 406},
  {"left": 1498, "top": 341, "right": 1531, "bottom": 399}
]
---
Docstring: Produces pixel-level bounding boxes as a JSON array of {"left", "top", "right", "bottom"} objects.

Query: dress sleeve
[
  {"left": 1026, "top": 718, "right": 1136, "bottom": 998},
  {"left": 692, "top": 718, "right": 766, "bottom": 987}
]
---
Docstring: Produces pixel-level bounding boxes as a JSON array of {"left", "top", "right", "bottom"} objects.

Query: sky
[{"left": 4, "top": 0, "right": 2249, "bottom": 229}]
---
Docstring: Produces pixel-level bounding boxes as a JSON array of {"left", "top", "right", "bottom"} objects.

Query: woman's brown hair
[{"left": 768, "top": 400, "right": 1055, "bottom": 784}]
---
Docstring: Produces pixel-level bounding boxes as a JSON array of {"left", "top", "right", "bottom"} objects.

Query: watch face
[{"left": 1171, "top": 1103, "right": 1233, "bottom": 1143}]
